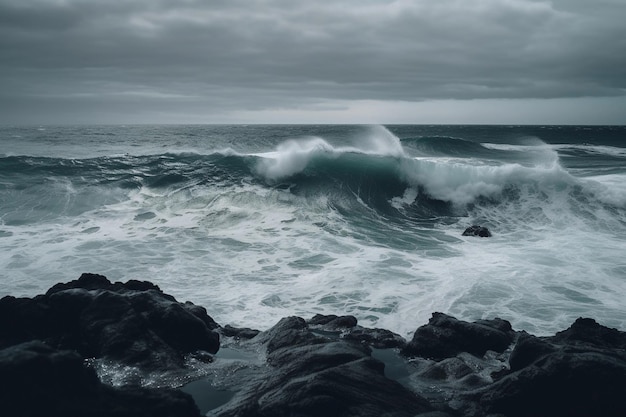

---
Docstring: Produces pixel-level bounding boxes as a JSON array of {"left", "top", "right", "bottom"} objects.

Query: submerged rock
[{"left": 462, "top": 225, "right": 492, "bottom": 237}]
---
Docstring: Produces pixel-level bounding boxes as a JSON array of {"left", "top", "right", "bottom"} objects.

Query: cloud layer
[{"left": 1, "top": 0, "right": 625, "bottom": 123}]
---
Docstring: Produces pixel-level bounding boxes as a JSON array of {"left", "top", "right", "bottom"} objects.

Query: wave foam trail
[
  {"left": 400, "top": 157, "right": 571, "bottom": 206},
  {"left": 397, "top": 139, "right": 569, "bottom": 206}
]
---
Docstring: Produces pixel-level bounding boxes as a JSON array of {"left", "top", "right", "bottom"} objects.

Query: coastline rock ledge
[{"left": 1, "top": 273, "right": 625, "bottom": 417}]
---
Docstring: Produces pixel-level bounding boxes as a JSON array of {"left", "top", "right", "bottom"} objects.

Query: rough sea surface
[{"left": 1, "top": 125, "right": 625, "bottom": 337}]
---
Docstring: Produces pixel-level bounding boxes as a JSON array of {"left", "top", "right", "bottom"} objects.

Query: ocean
[{"left": 1, "top": 124, "right": 625, "bottom": 337}]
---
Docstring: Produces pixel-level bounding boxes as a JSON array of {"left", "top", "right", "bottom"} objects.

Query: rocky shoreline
[{"left": 1, "top": 273, "right": 625, "bottom": 417}]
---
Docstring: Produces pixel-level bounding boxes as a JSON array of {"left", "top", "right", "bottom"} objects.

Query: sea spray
[{"left": 1, "top": 124, "right": 625, "bottom": 337}]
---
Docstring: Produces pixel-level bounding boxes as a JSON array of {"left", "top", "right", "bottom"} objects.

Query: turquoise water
[{"left": 1, "top": 125, "right": 625, "bottom": 336}]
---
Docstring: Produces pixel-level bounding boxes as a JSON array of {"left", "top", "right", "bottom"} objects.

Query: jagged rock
[
  {"left": 508, "top": 331, "right": 556, "bottom": 371},
  {"left": 220, "top": 325, "right": 261, "bottom": 340},
  {"left": 462, "top": 225, "right": 492, "bottom": 237},
  {"left": 0, "top": 341, "right": 201, "bottom": 417},
  {"left": 550, "top": 317, "right": 626, "bottom": 348},
  {"left": 214, "top": 317, "right": 434, "bottom": 417},
  {"left": 3, "top": 275, "right": 626, "bottom": 417},
  {"left": 402, "top": 313, "right": 514, "bottom": 359},
  {"left": 419, "top": 357, "right": 475, "bottom": 380},
  {"left": 0, "top": 273, "right": 219, "bottom": 371},
  {"left": 467, "top": 318, "right": 626, "bottom": 417},
  {"left": 306, "top": 314, "right": 407, "bottom": 349},
  {"left": 308, "top": 314, "right": 358, "bottom": 329},
  {"left": 342, "top": 326, "right": 407, "bottom": 349}
]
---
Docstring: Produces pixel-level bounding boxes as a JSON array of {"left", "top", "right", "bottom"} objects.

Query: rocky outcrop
[
  {"left": 462, "top": 225, "right": 492, "bottom": 237},
  {"left": 469, "top": 318, "right": 626, "bottom": 417},
  {"left": 214, "top": 316, "right": 434, "bottom": 417},
  {"left": 307, "top": 314, "right": 407, "bottom": 348},
  {"left": 402, "top": 312, "right": 515, "bottom": 359},
  {"left": 0, "top": 340, "right": 201, "bottom": 417},
  {"left": 0, "top": 273, "right": 219, "bottom": 371},
  {"left": 1, "top": 275, "right": 625, "bottom": 417}
]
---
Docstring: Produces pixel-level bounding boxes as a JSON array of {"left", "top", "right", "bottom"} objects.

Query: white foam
[
  {"left": 253, "top": 125, "right": 405, "bottom": 182},
  {"left": 398, "top": 156, "right": 571, "bottom": 206},
  {"left": 2, "top": 127, "right": 626, "bottom": 340},
  {"left": 582, "top": 174, "right": 626, "bottom": 207},
  {"left": 253, "top": 137, "right": 336, "bottom": 181}
]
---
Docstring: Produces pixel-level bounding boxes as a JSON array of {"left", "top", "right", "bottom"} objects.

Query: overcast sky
[{"left": 1, "top": 0, "right": 625, "bottom": 124}]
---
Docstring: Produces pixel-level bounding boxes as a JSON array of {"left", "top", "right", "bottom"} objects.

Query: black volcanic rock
[
  {"left": 307, "top": 314, "right": 407, "bottom": 349},
  {"left": 3, "top": 275, "right": 626, "bottom": 417},
  {"left": 342, "top": 326, "right": 407, "bottom": 349},
  {"left": 551, "top": 316, "right": 626, "bottom": 348},
  {"left": 476, "top": 351, "right": 626, "bottom": 417},
  {"left": 508, "top": 331, "right": 557, "bottom": 371},
  {"left": 220, "top": 324, "right": 261, "bottom": 340},
  {"left": 465, "top": 318, "right": 626, "bottom": 417},
  {"left": 307, "top": 313, "right": 358, "bottom": 329},
  {"left": 214, "top": 316, "right": 433, "bottom": 417},
  {"left": 0, "top": 273, "right": 219, "bottom": 371},
  {"left": 0, "top": 341, "right": 201, "bottom": 417},
  {"left": 402, "top": 313, "right": 515, "bottom": 360},
  {"left": 462, "top": 225, "right": 492, "bottom": 237}
]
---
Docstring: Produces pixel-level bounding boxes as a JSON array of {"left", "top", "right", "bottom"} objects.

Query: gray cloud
[{"left": 0, "top": 0, "right": 624, "bottom": 123}]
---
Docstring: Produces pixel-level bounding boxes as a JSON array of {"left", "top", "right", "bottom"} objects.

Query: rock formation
[{"left": 1, "top": 274, "right": 625, "bottom": 417}]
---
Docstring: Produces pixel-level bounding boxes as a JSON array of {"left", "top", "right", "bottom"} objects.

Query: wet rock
[
  {"left": 462, "top": 225, "right": 492, "bottom": 237},
  {"left": 0, "top": 273, "right": 219, "bottom": 371},
  {"left": 342, "top": 326, "right": 407, "bottom": 349},
  {"left": 402, "top": 313, "right": 515, "bottom": 360},
  {"left": 214, "top": 317, "right": 433, "bottom": 417},
  {"left": 0, "top": 341, "right": 201, "bottom": 417},
  {"left": 468, "top": 318, "right": 626, "bottom": 417},
  {"left": 508, "top": 331, "right": 556, "bottom": 371},
  {"left": 308, "top": 314, "right": 358, "bottom": 329},
  {"left": 220, "top": 325, "right": 261, "bottom": 340},
  {"left": 307, "top": 314, "right": 407, "bottom": 349},
  {"left": 550, "top": 317, "right": 626, "bottom": 348},
  {"left": 419, "top": 357, "right": 474, "bottom": 380},
  {"left": 477, "top": 350, "right": 626, "bottom": 417},
  {"left": 3, "top": 275, "right": 626, "bottom": 417}
]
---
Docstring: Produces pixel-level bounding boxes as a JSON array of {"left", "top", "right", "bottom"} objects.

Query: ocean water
[{"left": 1, "top": 124, "right": 625, "bottom": 337}]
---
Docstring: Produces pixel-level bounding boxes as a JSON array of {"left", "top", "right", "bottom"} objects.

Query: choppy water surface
[{"left": 1, "top": 124, "right": 625, "bottom": 336}]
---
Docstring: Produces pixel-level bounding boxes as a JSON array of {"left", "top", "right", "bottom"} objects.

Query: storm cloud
[{"left": 1, "top": 0, "right": 625, "bottom": 124}]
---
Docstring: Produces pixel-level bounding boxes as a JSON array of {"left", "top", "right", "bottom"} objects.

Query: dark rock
[
  {"left": 419, "top": 357, "right": 474, "bottom": 380},
  {"left": 0, "top": 341, "right": 201, "bottom": 417},
  {"left": 508, "top": 331, "right": 556, "bottom": 371},
  {"left": 476, "top": 350, "right": 626, "bottom": 417},
  {"left": 402, "top": 313, "right": 515, "bottom": 360},
  {"left": 215, "top": 317, "right": 433, "bottom": 417},
  {"left": 220, "top": 325, "right": 261, "bottom": 340},
  {"left": 550, "top": 317, "right": 626, "bottom": 349},
  {"left": 0, "top": 273, "right": 219, "bottom": 371},
  {"left": 4, "top": 276, "right": 626, "bottom": 417},
  {"left": 254, "top": 316, "right": 326, "bottom": 354},
  {"left": 0, "top": 295, "right": 54, "bottom": 348},
  {"left": 342, "top": 326, "right": 407, "bottom": 349},
  {"left": 308, "top": 314, "right": 358, "bottom": 329},
  {"left": 462, "top": 225, "right": 492, "bottom": 237},
  {"left": 464, "top": 318, "right": 626, "bottom": 417}
]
